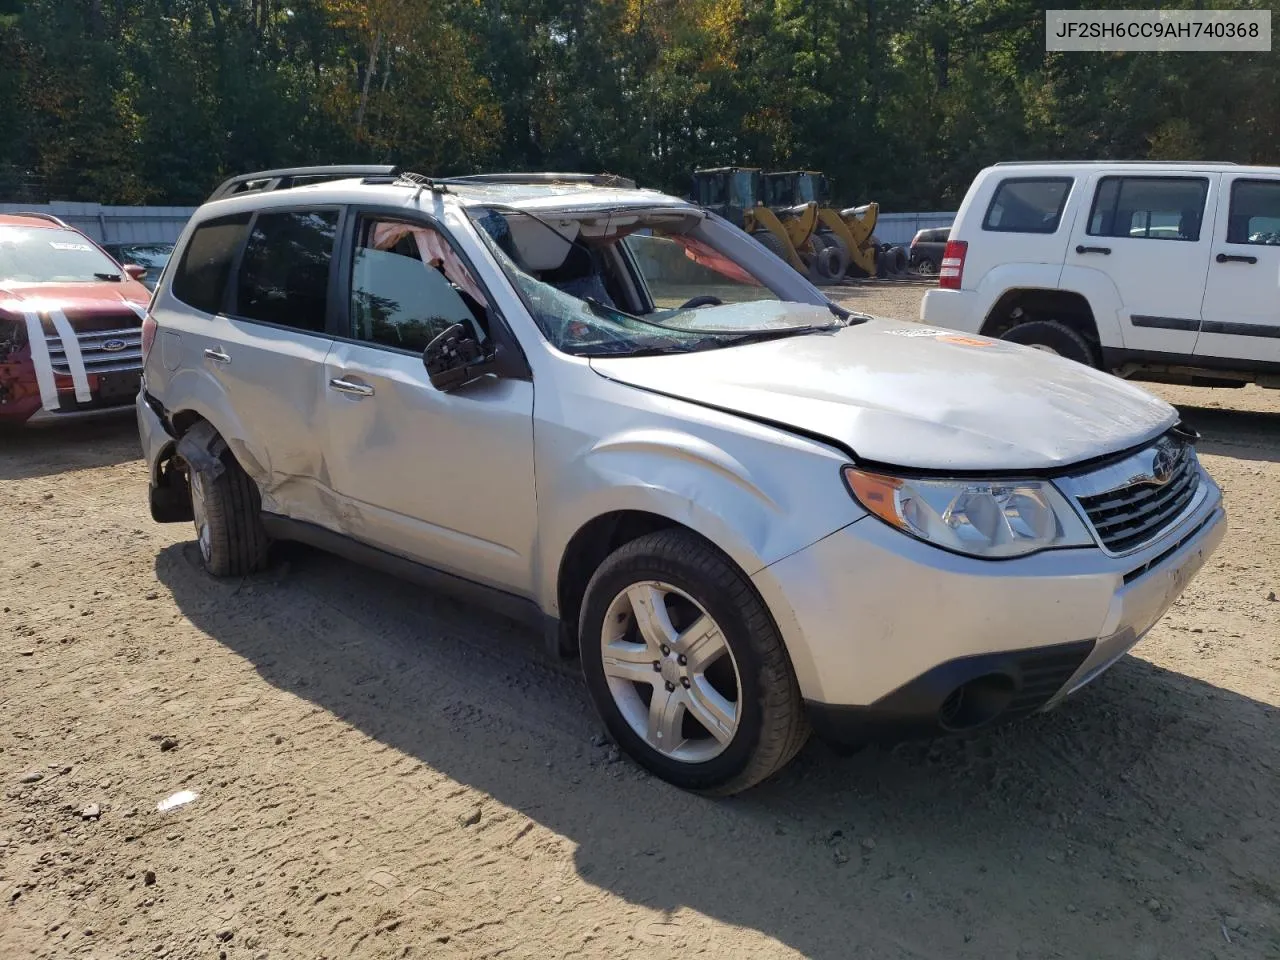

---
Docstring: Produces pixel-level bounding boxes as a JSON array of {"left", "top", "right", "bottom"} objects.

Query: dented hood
[{"left": 589, "top": 315, "right": 1178, "bottom": 472}]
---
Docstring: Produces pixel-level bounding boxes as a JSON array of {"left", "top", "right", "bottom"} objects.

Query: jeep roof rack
[
  {"left": 440, "top": 172, "right": 637, "bottom": 189},
  {"left": 207, "top": 165, "right": 400, "bottom": 202},
  {"left": 8, "top": 211, "right": 70, "bottom": 227}
]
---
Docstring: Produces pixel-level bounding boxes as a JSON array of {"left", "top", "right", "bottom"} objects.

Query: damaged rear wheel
[{"left": 185, "top": 434, "right": 270, "bottom": 577}]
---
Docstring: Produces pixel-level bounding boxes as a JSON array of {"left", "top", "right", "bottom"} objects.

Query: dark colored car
[
  {"left": 102, "top": 241, "right": 174, "bottom": 291},
  {"left": 909, "top": 226, "right": 950, "bottom": 275},
  {"left": 0, "top": 214, "right": 151, "bottom": 425}
]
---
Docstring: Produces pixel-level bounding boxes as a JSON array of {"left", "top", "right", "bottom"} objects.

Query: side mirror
[
  {"left": 123, "top": 263, "right": 148, "bottom": 281},
  {"left": 423, "top": 323, "right": 505, "bottom": 391}
]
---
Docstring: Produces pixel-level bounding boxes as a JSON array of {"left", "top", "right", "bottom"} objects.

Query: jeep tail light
[
  {"left": 939, "top": 240, "right": 967, "bottom": 290},
  {"left": 141, "top": 313, "right": 158, "bottom": 360}
]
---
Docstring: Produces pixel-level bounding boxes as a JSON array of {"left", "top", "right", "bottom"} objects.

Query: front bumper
[{"left": 753, "top": 469, "right": 1225, "bottom": 745}]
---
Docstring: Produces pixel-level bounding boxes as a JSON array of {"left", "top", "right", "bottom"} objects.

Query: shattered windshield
[{"left": 469, "top": 205, "right": 840, "bottom": 357}]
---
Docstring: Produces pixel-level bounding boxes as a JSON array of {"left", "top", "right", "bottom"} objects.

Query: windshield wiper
[
  {"left": 94, "top": 272, "right": 122, "bottom": 282},
  {"left": 826, "top": 300, "right": 870, "bottom": 325},
  {"left": 582, "top": 296, "right": 642, "bottom": 322},
  {"left": 714, "top": 324, "right": 837, "bottom": 346}
]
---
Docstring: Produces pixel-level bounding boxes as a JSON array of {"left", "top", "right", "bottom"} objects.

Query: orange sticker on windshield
[{"left": 938, "top": 335, "right": 993, "bottom": 347}]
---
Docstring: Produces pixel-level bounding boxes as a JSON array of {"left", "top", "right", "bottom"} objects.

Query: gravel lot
[{"left": 2, "top": 283, "right": 1277, "bottom": 960}]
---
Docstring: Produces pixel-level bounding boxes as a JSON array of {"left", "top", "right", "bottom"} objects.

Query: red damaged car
[{"left": 0, "top": 213, "right": 153, "bottom": 425}]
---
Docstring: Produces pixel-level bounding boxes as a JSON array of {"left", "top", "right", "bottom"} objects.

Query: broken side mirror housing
[{"left": 423, "top": 323, "right": 515, "bottom": 391}]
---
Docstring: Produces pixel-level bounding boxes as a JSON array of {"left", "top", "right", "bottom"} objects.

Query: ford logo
[{"left": 101, "top": 338, "right": 128, "bottom": 352}]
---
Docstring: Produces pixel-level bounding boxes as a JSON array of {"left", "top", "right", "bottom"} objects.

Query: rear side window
[
  {"left": 1088, "top": 176, "right": 1208, "bottom": 242},
  {"left": 171, "top": 214, "right": 251, "bottom": 314},
  {"left": 982, "top": 178, "right": 1072, "bottom": 234},
  {"left": 235, "top": 210, "right": 339, "bottom": 332},
  {"left": 1226, "top": 179, "right": 1280, "bottom": 245}
]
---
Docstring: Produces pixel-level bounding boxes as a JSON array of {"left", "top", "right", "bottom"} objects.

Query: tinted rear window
[
  {"left": 983, "top": 178, "right": 1073, "bottom": 234},
  {"left": 234, "top": 210, "right": 338, "bottom": 333},
  {"left": 172, "top": 214, "right": 252, "bottom": 314}
]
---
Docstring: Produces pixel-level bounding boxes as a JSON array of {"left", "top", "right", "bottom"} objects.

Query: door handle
[
  {"left": 328, "top": 377, "right": 375, "bottom": 397},
  {"left": 1216, "top": 252, "right": 1258, "bottom": 264},
  {"left": 1075, "top": 245, "right": 1111, "bottom": 255},
  {"left": 203, "top": 348, "right": 231, "bottom": 364}
]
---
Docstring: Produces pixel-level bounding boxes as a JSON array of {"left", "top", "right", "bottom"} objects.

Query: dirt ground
[{"left": 2, "top": 284, "right": 1278, "bottom": 960}]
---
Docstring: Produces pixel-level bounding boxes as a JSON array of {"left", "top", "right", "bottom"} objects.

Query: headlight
[{"left": 843, "top": 466, "right": 1094, "bottom": 559}]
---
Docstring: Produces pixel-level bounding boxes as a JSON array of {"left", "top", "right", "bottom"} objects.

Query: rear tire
[
  {"left": 579, "top": 529, "right": 809, "bottom": 795},
  {"left": 188, "top": 438, "right": 270, "bottom": 577},
  {"left": 1000, "top": 319, "right": 1098, "bottom": 368}
]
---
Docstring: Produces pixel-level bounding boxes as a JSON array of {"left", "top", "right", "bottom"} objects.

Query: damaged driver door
[{"left": 321, "top": 213, "right": 537, "bottom": 597}]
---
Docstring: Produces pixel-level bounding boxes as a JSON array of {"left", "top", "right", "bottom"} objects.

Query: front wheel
[{"left": 579, "top": 529, "right": 809, "bottom": 795}]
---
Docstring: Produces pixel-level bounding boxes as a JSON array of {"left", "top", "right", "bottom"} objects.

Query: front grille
[
  {"left": 45, "top": 326, "right": 143, "bottom": 376},
  {"left": 1006, "top": 640, "right": 1095, "bottom": 716},
  {"left": 1070, "top": 438, "right": 1201, "bottom": 555}
]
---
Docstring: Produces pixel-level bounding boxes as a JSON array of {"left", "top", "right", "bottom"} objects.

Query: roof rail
[
  {"left": 9, "top": 211, "right": 69, "bottom": 227},
  {"left": 992, "top": 160, "right": 1238, "bottom": 166},
  {"left": 441, "top": 172, "right": 637, "bottom": 189},
  {"left": 207, "top": 165, "right": 399, "bottom": 202}
]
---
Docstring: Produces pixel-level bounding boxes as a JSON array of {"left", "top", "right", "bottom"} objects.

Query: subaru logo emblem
[{"left": 101, "top": 338, "right": 127, "bottom": 352}]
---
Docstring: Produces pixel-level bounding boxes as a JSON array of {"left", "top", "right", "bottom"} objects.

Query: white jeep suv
[
  {"left": 922, "top": 161, "right": 1280, "bottom": 389},
  {"left": 137, "top": 165, "right": 1225, "bottom": 794}
]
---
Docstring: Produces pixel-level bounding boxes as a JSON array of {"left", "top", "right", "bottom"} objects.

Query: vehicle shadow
[
  {"left": 0, "top": 413, "right": 140, "bottom": 480},
  {"left": 154, "top": 542, "right": 1280, "bottom": 960},
  {"left": 1175, "top": 403, "right": 1280, "bottom": 465}
]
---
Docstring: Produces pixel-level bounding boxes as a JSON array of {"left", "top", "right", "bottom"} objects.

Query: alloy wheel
[{"left": 599, "top": 581, "right": 742, "bottom": 763}]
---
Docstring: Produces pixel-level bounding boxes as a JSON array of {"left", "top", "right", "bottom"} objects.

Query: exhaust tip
[{"left": 938, "top": 673, "right": 1015, "bottom": 732}]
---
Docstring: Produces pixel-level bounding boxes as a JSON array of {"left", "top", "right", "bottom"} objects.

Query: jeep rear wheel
[
  {"left": 579, "top": 529, "right": 809, "bottom": 795},
  {"left": 1001, "top": 320, "right": 1098, "bottom": 367}
]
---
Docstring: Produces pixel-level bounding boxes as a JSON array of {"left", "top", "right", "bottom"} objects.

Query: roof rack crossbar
[
  {"left": 440, "top": 172, "right": 637, "bottom": 189},
  {"left": 9, "top": 211, "right": 69, "bottom": 227},
  {"left": 993, "top": 160, "right": 1238, "bottom": 166},
  {"left": 207, "top": 165, "right": 399, "bottom": 202}
]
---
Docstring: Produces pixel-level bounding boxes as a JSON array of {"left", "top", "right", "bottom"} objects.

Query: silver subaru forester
[{"left": 136, "top": 166, "right": 1226, "bottom": 794}]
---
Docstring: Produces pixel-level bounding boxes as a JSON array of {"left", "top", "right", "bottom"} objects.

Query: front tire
[
  {"left": 188, "top": 439, "right": 270, "bottom": 577},
  {"left": 579, "top": 529, "right": 809, "bottom": 795},
  {"left": 1000, "top": 319, "right": 1098, "bottom": 367}
]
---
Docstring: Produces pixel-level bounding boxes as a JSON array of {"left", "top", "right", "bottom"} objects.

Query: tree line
[{"left": 1, "top": 0, "right": 1277, "bottom": 210}]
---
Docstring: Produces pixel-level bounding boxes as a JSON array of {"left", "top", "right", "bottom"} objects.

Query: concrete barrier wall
[
  {"left": 872, "top": 212, "right": 956, "bottom": 245},
  {"left": 0, "top": 202, "right": 197, "bottom": 244}
]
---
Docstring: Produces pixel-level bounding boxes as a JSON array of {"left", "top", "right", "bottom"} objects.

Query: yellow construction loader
[
  {"left": 690, "top": 167, "right": 818, "bottom": 275},
  {"left": 761, "top": 170, "right": 899, "bottom": 278}
]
